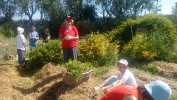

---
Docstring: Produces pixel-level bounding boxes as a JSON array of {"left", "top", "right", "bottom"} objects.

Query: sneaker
[{"left": 94, "top": 86, "right": 102, "bottom": 91}]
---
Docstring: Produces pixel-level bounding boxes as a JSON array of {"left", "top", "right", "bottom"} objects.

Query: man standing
[
  {"left": 28, "top": 26, "right": 39, "bottom": 51},
  {"left": 16, "top": 27, "right": 26, "bottom": 68}
]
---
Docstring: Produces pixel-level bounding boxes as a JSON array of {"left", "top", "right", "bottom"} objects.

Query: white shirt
[
  {"left": 119, "top": 69, "right": 137, "bottom": 87},
  {"left": 16, "top": 34, "right": 26, "bottom": 50}
]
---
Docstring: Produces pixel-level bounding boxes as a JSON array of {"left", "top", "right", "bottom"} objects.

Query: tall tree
[
  {"left": 18, "top": 0, "right": 38, "bottom": 24},
  {"left": 0, "top": 0, "right": 18, "bottom": 23},
  {"left": 154, "top": 0, "right": 161, "bottom": 13},
  {"left": 63, "top": 0, "right": 83, "bottom": 20}
]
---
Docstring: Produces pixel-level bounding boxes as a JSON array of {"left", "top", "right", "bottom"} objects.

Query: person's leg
[
  {"left": 63, "top": 48, "right": 70, "bottom": 63},
  {"left": 102, "top": 76, "right": 118, "bottom": 87},
  {"left": 17, "top": 49, "right": 25, "bottom": 65},
  {"left": 21, "top": 50, "right": 25, "bottom": 64},
  {"left": 94, "top": 76, "right": 118, "bottom": 90},
  {"left": 101, "top": 76, "right": 118, "bottom": 91},
  {"left": 70, "top": 47, "right": 77, "bottom": 61}
]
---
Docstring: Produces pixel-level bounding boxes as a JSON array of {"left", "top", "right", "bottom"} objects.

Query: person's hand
[
  {"left": 25, "top": 47, "right": 28, "bottom": 51},
  {"left": 65, "top": 35, "right": 70, "bottom": 40},
  {"left": 103, "top": 88, "right": 111, "bottom": 94},
  {"left": 68, "top": 36, "right": 74, "bottom": 40},
  {"left": 65, "top": 35, "right": 74, "bottom": 40}
]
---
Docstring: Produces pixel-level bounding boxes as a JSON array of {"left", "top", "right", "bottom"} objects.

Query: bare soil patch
[{"left": 0, "top": 61, "right": 176, "bottom": 100}]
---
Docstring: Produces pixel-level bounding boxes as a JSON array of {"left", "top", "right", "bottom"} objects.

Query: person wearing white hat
[
  {"left": 100, "top": 80, "right": 172, "bottom": 100},
  {"left": 94, "top": 59, "right": 137, "bottom": 92},
  {"left": 16, "top": 27, "right": 27, "bottom": 68}
]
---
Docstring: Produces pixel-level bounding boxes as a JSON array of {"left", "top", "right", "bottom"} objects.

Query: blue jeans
[
  {"left": 103, "top": 76, "right": 119, "bottom": 87},
  {"left": 17, "top": 49, "right": 25, "bottom": 64}
]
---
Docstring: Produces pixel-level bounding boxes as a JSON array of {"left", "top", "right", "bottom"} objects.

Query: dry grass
[{"left": 0, "top": 61, "right": 176, "bottom": 100}]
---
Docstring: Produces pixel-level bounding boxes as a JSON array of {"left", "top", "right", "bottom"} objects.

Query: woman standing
[
  {"left": 16, "top": 27, "right": 26, "bottom": 68},
  {"left": 43, "top": 28, "right": 50, "bottom": 44},
  {"left": 58, "top": 16, "right": 79, "bottom": 63}
]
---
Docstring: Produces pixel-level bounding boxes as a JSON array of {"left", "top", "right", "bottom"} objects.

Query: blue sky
[
  {"left": 13, "top": 0, "right": 177, "bottom": 20},
  {"left": 160, "top": 0, "right": 177, "bottom": 14}
]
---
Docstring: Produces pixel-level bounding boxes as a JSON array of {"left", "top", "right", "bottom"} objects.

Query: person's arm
[
  {"left": 36, "top": 34, "right": 39, "bottom": 40},
  {"left": 59, "top": 34, "right": 66, "bottom": 41},
  {"left": 28, "top": 32, "right": 33, "bottom": 39},
  {"left": 113, "top": 71, "right": 129, "bottom": 88},
  {"left": 72, "top": 34, "right": 79, "bottom": 40},
  {"left": 112, "top": 81, "right": 124, "bottom": 88},
  {"left": 22, "top": 42, "right": 26, "bottom": 50},
  {"left": 28, "top": 32, "right": 36, "bottom": 40},
  {"left": 71, "top": 26, "right": 79, "bottom": 40},
  {"left": 58, "top": 27, "right": 66, "bottom": 41},
  {"left": 47, "top": 34, "right": 50, "bottom": 40},
  {"left": 22, "top": 35, "right": 27, "bottom": 50}
]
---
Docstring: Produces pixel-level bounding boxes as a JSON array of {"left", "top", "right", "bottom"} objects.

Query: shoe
[
  {"left": 94, "top": 86, "right": 102, "bottom": 91},
  {"left": 18, "top": 64, "right": 25, "bottom": 70}
]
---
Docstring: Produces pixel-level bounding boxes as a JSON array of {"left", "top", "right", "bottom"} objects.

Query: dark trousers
[
  {"left": 17, "top": 49, "right": 25, "bottom": 64},
  {"left": 63, "top": 47, "right": 77, "bottom": 63}
]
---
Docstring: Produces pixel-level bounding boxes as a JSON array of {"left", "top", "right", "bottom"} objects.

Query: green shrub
[
  {"left": 146, "top": 32, "right": 176, "bottom": 61},
  {"left": 141, "top": 63, "right": 159, "bottom": 75},
  {"left": 122, "top": 36, "right": 158, "bottom": 61},
  {"left": 26, "top": 40, "right": 63, "bottom": 71},
  {"left": 122, "top": 30, "right": 176, "bottom": 62},
  {"left": 110, "top": 14, "right": 175, "bottom": 44},
  {"left": 108, "top": 14, "right": 176, "bottom": 62},
  {"left": 78, "top": 33, "right": 119, "bottom": 66},
  {"left": 0, "top": 23, "right": 14, "bottom": 38}
]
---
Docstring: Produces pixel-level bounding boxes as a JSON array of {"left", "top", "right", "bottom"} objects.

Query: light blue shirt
[{"left": 29, "top": 31, "right": 38, "bottom": 47}]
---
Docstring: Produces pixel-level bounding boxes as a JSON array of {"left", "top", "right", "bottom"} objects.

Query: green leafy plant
[{"left": 64, "top": 60, "right": 93, "bottom": 82}]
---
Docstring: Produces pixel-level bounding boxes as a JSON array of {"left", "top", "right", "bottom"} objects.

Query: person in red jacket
[
  {"left": 58, "top": 16, "right": 79, "bottom": 63},
  {"left": 100, "top": 80, "right": 172, "bottom": 100}
]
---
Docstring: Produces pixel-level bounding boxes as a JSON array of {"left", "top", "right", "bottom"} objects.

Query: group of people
[
  {"left": 16, "top": 26, "right": 50, "bottom": 68},
  {"left": 94, "top": 59, "right": 172, "bottom": 100},
  {"left": 16, "top": 16, "right": 79, "bottom": 67},
  {"left": 16, "top": 16, "right": 172, "bottom": 100}
]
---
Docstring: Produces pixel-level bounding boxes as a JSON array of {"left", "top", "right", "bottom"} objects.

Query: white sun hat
[
  {"left": 145, "top": 80, "right": 172, "bottom": 100},
  {"left": 17, "top": 27, "right": 24, "bottom": 34},
  {"left": 118, "top": 59, "right": 128, "bottom": 66}
]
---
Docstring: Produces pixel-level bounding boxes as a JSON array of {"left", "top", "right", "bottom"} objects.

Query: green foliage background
[{"left": 26, "top": 40, "right": 63, "bottom": 71}]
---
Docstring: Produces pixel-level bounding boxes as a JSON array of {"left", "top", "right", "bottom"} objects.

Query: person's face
[
  {"left": 44, "top": 29, "right": 49, "bottom": 34},
  {"left": 65, "top": 19, "right": 72, "bottom": 25},
  {"left": 139, "top": 89, "right": 154, "bottom": 100},
  {"left": 31, "top": 27, "right": 35, "bottom": 31},
  {"left": 117, "top": 63, "right": 127, "bottom": 72}
]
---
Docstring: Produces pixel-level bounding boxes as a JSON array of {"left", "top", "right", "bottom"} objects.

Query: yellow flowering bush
[{"left": 78, "top": 33, "right": 119, "bottom": 66}]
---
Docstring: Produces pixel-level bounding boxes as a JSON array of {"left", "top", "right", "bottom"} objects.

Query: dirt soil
[{"left": 0, "top": 61, "right": 176, "bottom": 100}]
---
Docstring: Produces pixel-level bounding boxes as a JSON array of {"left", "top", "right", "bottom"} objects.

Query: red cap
[{"left": 66, "top": 16, "right": 72, "bottom": 21}]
